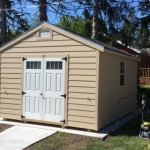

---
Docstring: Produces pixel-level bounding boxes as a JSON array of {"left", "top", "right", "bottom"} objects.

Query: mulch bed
[{"left": 0, "top": 124, "right": 13, "bottom": 132}]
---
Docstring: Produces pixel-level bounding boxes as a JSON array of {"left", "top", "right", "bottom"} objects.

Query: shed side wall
[
  {"left": 98, "top": 51, "right": 137, "bottom": 129},
  {"left": 0, "top": 29, "right": 97, "bottom": 130}
]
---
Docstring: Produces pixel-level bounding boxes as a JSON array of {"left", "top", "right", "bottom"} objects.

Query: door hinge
[
  {"left": 61, "top": 94, "right": 66, "bottom": 98},
  {"left": 60, "top": 120, "right": 65, "bottom": 123},
  {"left": 22, "top": 57, "right": 27, "bottom": 61},
  {"left": 22, "top": 91, "right": 26, "bottom": 95},
  {"left": 21, "top": 115, "right": 26, "bottom": 118},
  {"left": 62, "top": 57, "right": 67, "bottom": 61}
]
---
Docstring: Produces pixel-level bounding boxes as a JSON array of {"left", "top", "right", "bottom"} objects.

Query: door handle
[{"left": 39, "top": 93, "right": 45, "bottom": 99}]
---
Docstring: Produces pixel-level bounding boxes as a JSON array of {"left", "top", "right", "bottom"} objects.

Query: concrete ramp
[{"left": 0, "top": 126, "right": 58, "bottom": 150}]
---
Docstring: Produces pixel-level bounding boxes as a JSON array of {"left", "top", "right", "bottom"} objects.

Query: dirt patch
[
  {"left": 0, "top": 124, "right": 13, "bottom": 132},
  {"left": 25, "top": 132, "right": 100, "bottom": 150}
]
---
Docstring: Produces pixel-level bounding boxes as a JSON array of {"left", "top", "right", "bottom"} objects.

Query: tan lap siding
[
  {"left": 1, "top": 29, "right": 97, "bottom": 129},
  {"left": 98, "top": 52, "right": 137, "bottom": 129},
  {"left": 0, "top": 58, "right": 21, "bottom": 120},
  {"left": 68, "top": 56, "right": 96, "bottom": 130}
]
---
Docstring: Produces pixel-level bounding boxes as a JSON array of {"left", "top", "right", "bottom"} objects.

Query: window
[
  {"left": 37, "top": 29, "right": 52, "bottom": 41},
  {"left": 26, "top": 61, "right": 41, "bottom": 69},
  {"left": 46, "top": 61, "right": 62, "bottom": 70},
  {"left": 120, "top": 62, "right": 125, "bottom": 86},
  {"left": 39, "top": 30, "right": 50, "bottom": 37}
]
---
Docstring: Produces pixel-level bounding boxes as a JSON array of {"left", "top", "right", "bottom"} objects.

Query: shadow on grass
[{"left": 109, "top": 115, "right": 142, "bottom": 137}]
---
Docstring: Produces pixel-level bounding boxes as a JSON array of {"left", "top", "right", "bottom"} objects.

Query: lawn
[
  {"left": 25, "top": 115, "right": 150, "bottom": 150},
  {"left": 81, "top": 115, "right": 148, "bottom": 150}
]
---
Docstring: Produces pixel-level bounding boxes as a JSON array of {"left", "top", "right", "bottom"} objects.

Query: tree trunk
[
  {"left": 39, "top": 0, "right": 47, "bottom": 22},
  {"left": 0, "top": 0, "right": 7, "bottom": 45},
  {"left": 92, "top": 0, "right": 99, "bottom": 40}
]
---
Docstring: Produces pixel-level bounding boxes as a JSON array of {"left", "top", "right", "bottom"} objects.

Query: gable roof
[
  {"left": 0, "top": 22, "right": 140, "bottom": 61},
  {"left": 61, "top": 27, "right": 137, "bottom": 57}
]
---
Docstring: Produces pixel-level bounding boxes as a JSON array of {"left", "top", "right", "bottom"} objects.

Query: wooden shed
[{"left": 0, "top": 22, "right": 139, "bottom": 131}]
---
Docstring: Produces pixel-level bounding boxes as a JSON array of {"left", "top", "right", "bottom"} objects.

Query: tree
[
  {"left": 76, "top": 0, "right": 138, "bottom": 43},
  {"left": 26, "top": 0, "right": 47, "bottom": 22},
  {"left": 92, "top": 0, "right": 99, "bottom": 39},
  {"left": 39, "top": 0, "right": 47, "bottom": 22},
  {"left": 26, "top": 0, "right": 82, "bottom": 23},
  {"left": 57, "top": 1, "right": 145, "bottom": 48},
  {"left": 136, "top": 0, "right": 150, "bottom": 48},
  {"left": 0, "top": 0, "right": 29, "bottom": 45},
  {"left": 0, "top": 0, "right": 7, "bottom": 44},
  {"left": 57, "top": 16, "right": 92, "bottom": 37},
  {"left": 28, "top": 13, "right": 40, "bottom": 28}
]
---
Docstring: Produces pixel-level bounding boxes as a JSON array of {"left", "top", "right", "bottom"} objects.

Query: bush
[{"left": 137, "top": 83, "right": 150, "bottom": 107}]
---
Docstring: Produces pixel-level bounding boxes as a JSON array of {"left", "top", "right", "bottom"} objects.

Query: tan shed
[{"left": 0, "top": 22, "right": 139, "bottom": 131}]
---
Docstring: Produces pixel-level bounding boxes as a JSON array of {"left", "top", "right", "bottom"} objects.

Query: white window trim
[
  {"left": 37, "top": 29, "right": 53, "bottom": 41},
  {"left": 39, "top": 30, "right": 50, "bottom": 37},
  {"left": 120, "top": 61, "right": 125, "bottom": 87}
]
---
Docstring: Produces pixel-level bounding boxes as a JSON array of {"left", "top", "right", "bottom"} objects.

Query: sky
[
  {"left": 12, "top": 0, "right": 148, "bottom": 25},
  {"left": 14, "top": 0, "right": 83, "bottom": 24}
]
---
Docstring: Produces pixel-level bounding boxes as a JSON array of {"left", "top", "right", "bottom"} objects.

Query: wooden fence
[{"left": 139, "top": 68, "right": 150, "bottom": 85}]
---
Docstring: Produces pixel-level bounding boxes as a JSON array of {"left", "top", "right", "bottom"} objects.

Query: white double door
[{"left": 23, "top": 58, "right": 65, "bottom": 122}]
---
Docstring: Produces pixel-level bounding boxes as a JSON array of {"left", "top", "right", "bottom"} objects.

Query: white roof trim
[{"left": 117, "top": 40, "right": 141, "bottom": 53}]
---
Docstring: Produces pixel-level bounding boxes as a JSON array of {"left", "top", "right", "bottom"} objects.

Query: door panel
[
  {"left": 45, "top": 98, "right": 51, "bottom": 114},
  {"left": 26, "top": 73, "right": 31, "bottom": 90},
  {"left": 25, "top": 97, "right": 30, "bottom": 112},
  {"left": 56, "top": 74, "right": 61, "bottom": 92},
  {"left": 56, "top": 99, "right": 61, "bottom": 115},
  {"left": 35, "top": 74, "right": 40, "bottom": 90},
  {"left": 46, "top": 74, "right": 51, "bottom": 91}
]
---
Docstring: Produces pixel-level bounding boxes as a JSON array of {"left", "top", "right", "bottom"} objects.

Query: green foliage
[
  {"left": 77, "top": 0, "right": 150, "bottom": 48},
  {"left": 134, "top": 25, "right": 149, "bottom": 49},
  {"left": 0, "top": 0, "right": 30, "bottom": 45},
  {"left": 28, "top": 13, "right": 41, "bottom": 28},
  {"left": 57, "top": 16, "right": 92, "bottom": 37},
  {"left": 7, "top": 29, "right": 22, "bottom": 42},
  {"left": 137, "top": 84, "right": 150, "bottom": 106}
]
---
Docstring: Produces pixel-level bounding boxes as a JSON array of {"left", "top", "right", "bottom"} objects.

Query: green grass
[
  {"left": 79, "top": 115, "right": 149, "bottom": 150},
  {"left": 32, "top": 132, "right": 70, "bottom": 150}
]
